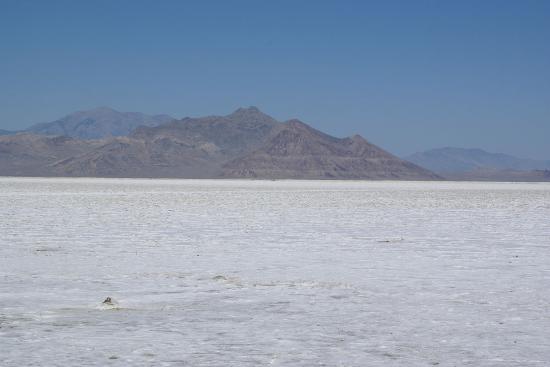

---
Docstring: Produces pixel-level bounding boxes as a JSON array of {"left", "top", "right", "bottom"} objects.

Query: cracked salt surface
[{"left": 1, "top": 178, "right": 549, "bottom": 366}]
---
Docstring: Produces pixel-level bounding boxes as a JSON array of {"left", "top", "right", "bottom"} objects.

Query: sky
[{"left": 1, "top": 0, "right": 549, "bottom": 159}]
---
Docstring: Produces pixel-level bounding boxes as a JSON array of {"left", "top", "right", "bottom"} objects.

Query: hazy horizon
[{"left": 1, "top": 1, "right": 549, "bottom": 159}]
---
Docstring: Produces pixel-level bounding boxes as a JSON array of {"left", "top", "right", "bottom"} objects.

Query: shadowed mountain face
[
  {"left": 223, "top": 119, "right": 440, "bottom": 180},
  {"left": 1, "top": 107, "right": 440, "bottom": 180},
  {"left": 0, "top": 129, "right": 15, "bottom": 136},
  {"left": 406, "top": 147, "right": 550, "bottom": 173},
  {"left": 26, "top": 107, "right": 174, "bottom": 139}
]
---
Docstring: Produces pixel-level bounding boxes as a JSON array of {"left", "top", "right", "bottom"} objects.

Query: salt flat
[{"left": 1, "top": 178, "right": 549, "bottom": 366}]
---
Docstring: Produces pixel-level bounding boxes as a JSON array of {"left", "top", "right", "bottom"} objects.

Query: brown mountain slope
[
  {"left": 222, "top": 119, "right": 440, "bottom": 180},
  {"left": 0, "top": 134, "right": 100, "bottom": 176},
  {"left": 51, "top": 137, "right": 220, "bottom": 178}
]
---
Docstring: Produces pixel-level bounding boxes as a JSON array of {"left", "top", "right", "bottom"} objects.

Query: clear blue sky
[{"left": 1, "top": 0, "right": 549, "bottom": 158}]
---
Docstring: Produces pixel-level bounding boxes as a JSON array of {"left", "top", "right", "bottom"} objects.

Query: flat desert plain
[{"left": 1, "top": 178, "right": 549, "bottom": 366}]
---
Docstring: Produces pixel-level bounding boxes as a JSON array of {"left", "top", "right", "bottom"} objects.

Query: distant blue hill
[
  {"left": 405, "top": 147, "right": 550, "bottom": 173},
  {"left": 25, "top": 107, "right": 175, "bottom": 140},
  {"left": 2, "top": 107, "right": 175, "bottom": 139},
  {"left": 0, "top": 129, "right": 15, "bottom": 135}
]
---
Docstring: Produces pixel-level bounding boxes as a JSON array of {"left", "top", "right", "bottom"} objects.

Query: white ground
[{"left": 0, "top": 178, "right": 549, "bottom": 366}]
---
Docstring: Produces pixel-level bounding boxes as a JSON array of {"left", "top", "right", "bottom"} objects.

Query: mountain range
[
  {"left": 0, "top": 107, "right": 439, "bottom": 180},
  {"left": 405, "top": 147, "right": 550, "bottom": 181}
]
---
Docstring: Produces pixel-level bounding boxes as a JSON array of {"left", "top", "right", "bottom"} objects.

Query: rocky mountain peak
[
  {"left": 350, "top": 134, "right": 366, "bottom": 141},
  {"left": 229, "top": 106, "right": 264, "bottom": 118},
  {"left": 285, "top": 119, "right": 307, "bottom": 128},
  {"left": 226, "top": 106, "right": 280, "bottom": 129},
  {"left": 233, "top": 106, "right": 260, "bottom": 113}
]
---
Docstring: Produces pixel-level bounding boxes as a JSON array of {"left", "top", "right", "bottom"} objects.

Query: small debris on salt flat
[{"left": 377, "top": 237, "right": 404, "bottom": 243}]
